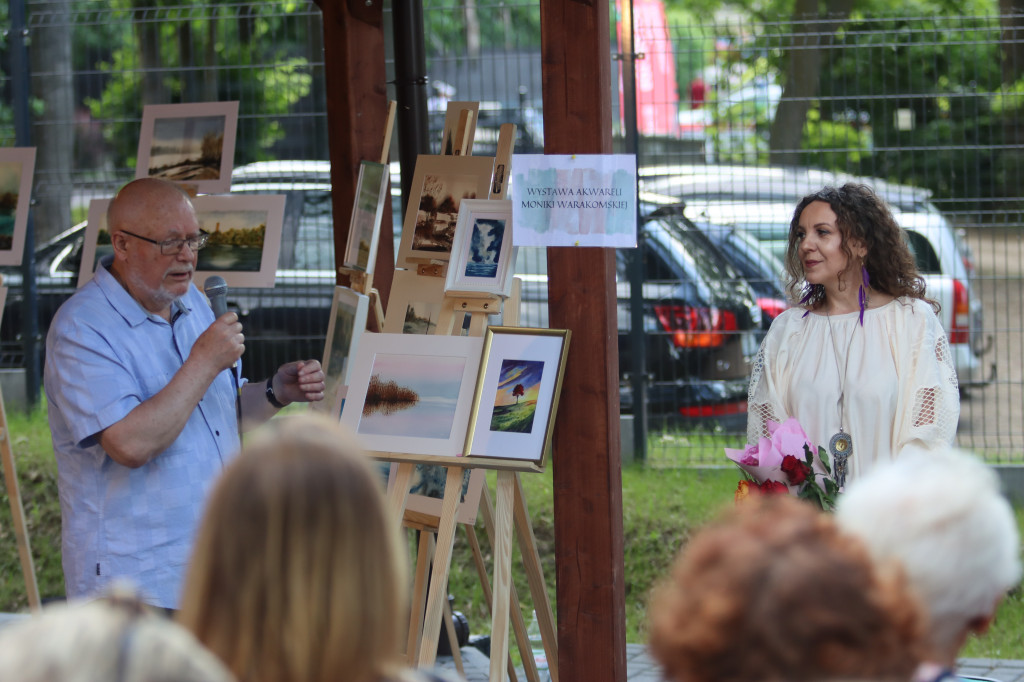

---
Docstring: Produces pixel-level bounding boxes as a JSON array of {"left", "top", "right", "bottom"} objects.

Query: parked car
[
  {"left": 515, "top": 205, "right": 762, "bottom": 424},
  {"left": 640, "top": 164, "right": 992, "bottom": 388},
  {"left": 699, "top": 223, "right": 789, "bottom": 328}
]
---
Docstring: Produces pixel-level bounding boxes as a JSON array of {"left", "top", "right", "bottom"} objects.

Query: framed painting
[
  {"left": 0, "top": 148, "right": 36, "bottom": 267},
  {"left": 0, "top": 286, "right": 9, "bottom": 330},
  {"left": 387, "top": 463, "right": 486, "bottom": 525},
  {"left": 340, "top": 333, "right": 484, "bottom": 459},
  {"left": 342, "top": 160, "right": 389, "bottom": 273},
  {"left": 76, "top": 198, "right": 111, "bottom": 287},
  {"left": 463, "top": 326, "right": 571, "bottom": 471},
  {"left": 395, "top": 154, "right": 495, "bottom": 266},
  {"left": 445, "top": 199, "right": 516, "bottom": 296},
  {"left": 192, "top": 194, "right": 285, "bottom": 288},
  {"left": 382, "top": 268, "right": 447, "bottom": 335},
  {"left": 136, "top": 101, "right": 239, "bottom": 195},
  {"left": 78, "top": 194, "right": 285, "bottom": 289},
  {"left": 315, "top": 286, "right": 370, "bottom": 418}
]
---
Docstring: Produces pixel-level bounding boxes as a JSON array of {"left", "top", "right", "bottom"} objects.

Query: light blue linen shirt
[{"left": 44, "top": 260, "right": 241, "bottom": 608}]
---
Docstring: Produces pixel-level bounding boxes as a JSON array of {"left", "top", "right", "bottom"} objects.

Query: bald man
[{"left": 45, "top": 178, "right": 325, "bottom": 609}]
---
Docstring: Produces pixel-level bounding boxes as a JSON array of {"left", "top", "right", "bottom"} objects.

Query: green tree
[{"left": 84, "top": 0, "right": 313, "bottom": 169}]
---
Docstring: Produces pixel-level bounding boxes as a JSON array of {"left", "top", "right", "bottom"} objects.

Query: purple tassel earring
[
  {"left": 858, "top": 265, "right": 870, "bottom": 325},
  {"left": 800, "top": 284, "right": 818, "bottom": 318}
]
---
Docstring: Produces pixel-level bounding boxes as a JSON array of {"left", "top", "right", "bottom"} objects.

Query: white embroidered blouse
[{"left": 747, "top": 297, "right": 960, "bottom": 482}]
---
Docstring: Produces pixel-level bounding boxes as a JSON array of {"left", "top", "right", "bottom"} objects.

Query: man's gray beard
[{"left": 126, "top": 269, "right": 186, "bottom": 310}]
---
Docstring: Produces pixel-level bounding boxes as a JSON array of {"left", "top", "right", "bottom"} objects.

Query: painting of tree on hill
[{"left": 489, "top": 358, "right": 544, "bottom": 433}]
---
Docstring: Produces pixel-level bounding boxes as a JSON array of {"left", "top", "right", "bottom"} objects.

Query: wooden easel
[
  {"left": 387, "top": 112, "right": 558, "bottom": 682},
  {"left": 337, "top": 100, "right": 397, "bottom": 331},
  {"left": 0, "top": 278, "right": 40, "bottom": 610}
]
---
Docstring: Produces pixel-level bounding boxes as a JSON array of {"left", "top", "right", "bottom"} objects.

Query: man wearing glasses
[{"left": 44, "top": 177, "right": 325, "bottom": 610}]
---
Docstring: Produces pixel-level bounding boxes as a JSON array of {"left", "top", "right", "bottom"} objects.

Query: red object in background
[
  {"left": 617, "top": 0, "right": 680, "bottom": 136},
  {"left": 690, "top": 76, "right": 706, "bottom": 109}
]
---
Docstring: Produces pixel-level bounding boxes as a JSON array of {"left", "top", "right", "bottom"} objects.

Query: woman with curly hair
[
  {"left": 747, "top": 183, "right": 959, "bottom": 484},
  {"left": 648, "top": 495, "right": 925, "bottom": 682}
]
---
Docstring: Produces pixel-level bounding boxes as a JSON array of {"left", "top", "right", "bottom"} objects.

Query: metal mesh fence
[{"left": 3, "top": 1, "right": 1024, "bottom": 464}]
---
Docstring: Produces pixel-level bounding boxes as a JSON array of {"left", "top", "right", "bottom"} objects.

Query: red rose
[
  {"left": 781, "top": 454, "right": 810, "bottom": 485},
  {"left": 758, "top": 480, "right": 789, "bottom": 495}
]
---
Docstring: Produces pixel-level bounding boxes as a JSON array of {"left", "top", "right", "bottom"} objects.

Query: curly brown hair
[
  {"left": 784, "top": 183, "right": 937, "bottom": 313},
  {"left": 647, "top": 495, "right": 925, "bottom": 682}
]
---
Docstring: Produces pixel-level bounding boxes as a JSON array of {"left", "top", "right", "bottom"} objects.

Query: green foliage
[
  {"left": 81, "top": 1, "right": 313, "bottom": 169},
  {"left": 422, "top": 0, "right": 540, "bottom": 57},
  {"left": 801, "top": 108, "right": 873, "bottom": 170}
]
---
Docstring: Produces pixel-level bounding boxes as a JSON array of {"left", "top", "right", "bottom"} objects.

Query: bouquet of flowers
[{"left": 725, "top": 417, "right": 840, "bottom": 512}]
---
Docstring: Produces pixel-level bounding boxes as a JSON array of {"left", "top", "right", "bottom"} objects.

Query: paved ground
[{"left": 437, "top": 644, "right": 1024, "bottom": 682}]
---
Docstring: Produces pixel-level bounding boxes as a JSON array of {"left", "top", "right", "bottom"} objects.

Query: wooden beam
[
  {"left": 539, "top": 2, "right": 626, "bottom": 682},
  {"left": 313, "top": 0, "right": 394, "bottom": 307}
]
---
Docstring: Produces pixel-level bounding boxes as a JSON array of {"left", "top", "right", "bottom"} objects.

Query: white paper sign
[{"left": 511, "top": 154, "right": 637, "bottom": 248}]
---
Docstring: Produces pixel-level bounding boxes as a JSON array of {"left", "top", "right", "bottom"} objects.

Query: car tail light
[
  {"left": 679, "top": 400, "right": 748, "bottom": 418},
  {"left": 949, "top": 278, "right": 970, "bottom": 344},
  {"left": 757, "top": 297, "right": 788, "bottom": 322},
  {"left": 653, "top": 304, "right": 738, "bottom": 348}
]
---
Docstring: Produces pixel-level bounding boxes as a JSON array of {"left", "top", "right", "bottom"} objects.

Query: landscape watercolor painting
[
  {"left": 196, "top": 209, "right": 267, "bottom": 272},
  {"left": 412, "top": 172, "right": 482, "bottom": 254},
  {"left": 136, "top": 101, "right": 239, "bottom": 194},
  {"left": 358, "top": 353, "right": 468, "bottom": 439},
  {"left": 0, "top": 162, "right": 23, "bottom": 252},
  {"left": 147, "top": 114, "right": 227, "bottom": 182},
  {"left": 489, "top": 359, "right": 544, "bottom": 433},
  {"left": 0, "top": 147, "right": 36, "bottom": 267}
]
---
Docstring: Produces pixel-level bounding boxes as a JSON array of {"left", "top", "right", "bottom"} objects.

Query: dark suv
[{"left": 515, "top": 206, "right": 762, "bottom": 423}]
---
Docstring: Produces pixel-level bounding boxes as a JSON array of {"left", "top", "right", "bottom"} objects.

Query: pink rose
[{"left": 766, "top": 418, "right": 815, "bottom": 462}]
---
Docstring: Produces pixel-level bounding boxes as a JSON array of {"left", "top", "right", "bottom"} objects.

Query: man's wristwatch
[{"left": 265, "top": 376, "right": 286, "bottom": 409}]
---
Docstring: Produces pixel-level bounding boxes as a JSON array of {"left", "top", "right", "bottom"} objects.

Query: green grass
[
  {"left": 2, "top": 406, "right": 1024, "bottom": 659},
  {"left": 488, "top": 401, "right": 537, "bottom": 433}
]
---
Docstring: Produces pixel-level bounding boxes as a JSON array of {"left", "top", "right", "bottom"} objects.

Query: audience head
[
  {"left": 0, "top": 586, "right": 234, "bottom": 682},
  {"left": 837, "top": 446, "right": 1021, "bottom": 664},
  {"left": 648, "top": 494, "right": 923, "bottom": 682},
  {"left": 178, "top": 414, "right": 408, "bottom": 682}
]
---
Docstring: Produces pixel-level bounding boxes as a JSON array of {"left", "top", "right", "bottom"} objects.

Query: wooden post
[
  {"left": 313, "top": 0, "right": 395, "bottom": 308},
  {"left": 539, "top": 2, "right": 627, "bottom": 682}
]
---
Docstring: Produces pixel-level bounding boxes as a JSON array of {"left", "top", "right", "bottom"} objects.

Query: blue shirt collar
[{"left": 94, "top": 255, "right": 192, "bottom": 328}]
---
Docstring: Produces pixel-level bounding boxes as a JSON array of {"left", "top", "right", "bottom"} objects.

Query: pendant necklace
[{"left": 825, "top": 309, "right": 858, "bottom": 488}]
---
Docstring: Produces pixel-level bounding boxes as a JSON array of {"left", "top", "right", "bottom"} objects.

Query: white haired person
[
  {"left": 837, "top": 447, "right": 1021, "bottom": 682},
  {"left": 0, "top": 586, "right": 235, "bottom": 682}
]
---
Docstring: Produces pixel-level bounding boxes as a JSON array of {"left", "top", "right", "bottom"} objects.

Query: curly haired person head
[
  {"left": 784, "top": 183, "right": 934, "bottom": 313},
  {"left": 648, "top": 495, "right": 924, "bottom": 682}
]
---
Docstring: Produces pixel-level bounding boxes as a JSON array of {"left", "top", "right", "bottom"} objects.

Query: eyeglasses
[{"left": 120, "top": 228, "right": 209, "bottom": 255}]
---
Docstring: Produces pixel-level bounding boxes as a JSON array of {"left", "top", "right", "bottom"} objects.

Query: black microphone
[{"left": 204, "top": 275, "right": 229, "bottom": 318}]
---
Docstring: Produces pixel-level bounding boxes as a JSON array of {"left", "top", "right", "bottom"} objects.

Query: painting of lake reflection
[
  {"left": 196, "top": 209, "right": 267, "bottom": 272},
  {"left": 357, "top": 353, "right": 468, "bottom": 439}
]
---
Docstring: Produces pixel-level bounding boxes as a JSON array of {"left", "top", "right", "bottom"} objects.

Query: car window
[
  {"left": 290, "top": 190, "right": 334, "bottom": 271},
  {"left": 645, "top": 217, "right": 742, "bottom": 285},
  {"left": 904, "top": 229, "right": 942, "bottom": 274}
]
